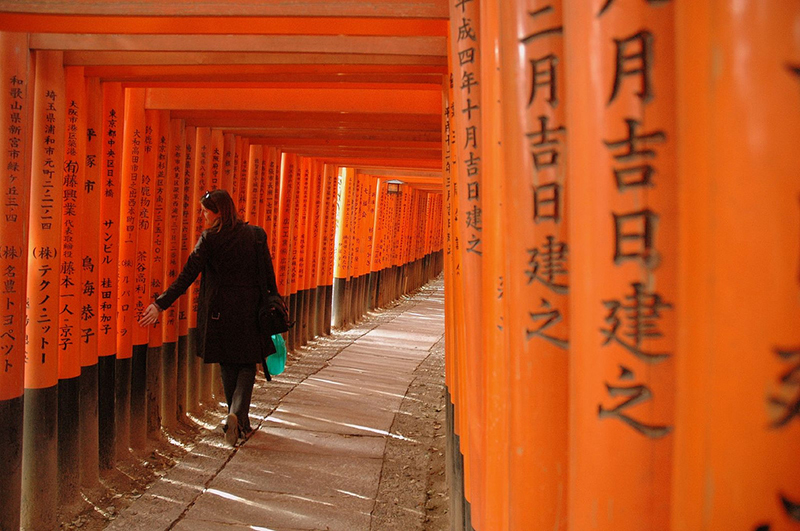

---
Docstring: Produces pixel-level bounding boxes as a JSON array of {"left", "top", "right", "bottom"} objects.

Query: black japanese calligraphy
[
  {"left": 768, "top": 347, "right": 800, "bottom": 429},
  {"left": 598, "top": 365, "right": 672, "bottom": 438},
  {"left": 526, "top": 235, "right": 568, "bottom": 294},
  {"left": 526, "top": 298, "right": 568, "bottom": 349},
  {"left": 601, "top": 282, "right": 671, "bottom": 362},
  {"left": 609, "top": 31, "right": 654, "bottom": 104},
  {"left": 520, "top": 5, "right": 563, "bottom": 45},
  {"left": 527, "top": 115, "right": 565, "bottom": 171},
  {"left": 613, "top": 209, "right": 659, "bottom": 269}
]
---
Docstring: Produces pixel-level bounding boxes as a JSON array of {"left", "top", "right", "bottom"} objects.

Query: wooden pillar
[
  {"left": 21, "top": 49, "right": 65, "bottom": 531},
  {"left": 565, "top": 1, "right": 677, "bottom": 529},
  {"left": 481, "top": 0, "right": 510, "bottom": 519},
  {"left": 145, "top": 111, "right": 168, "bottom": 439},
  {"left": 193, "top": 127, "right": 213, "bottom": 406},
  {"left": 141, "top": 110, "right": 164, "bottom": 443},
  {"left": 332, "top": 167, "right": 353, "bottom": 329},
  {"left": 79, "top": 75, "right": 101, "bottom": 488},
  {"left": 115, "top": 87, "right": 146, "bottom": 460},
  {"left": 496, "top": 1, "right": 569, "bottom": 529},
  {"left": 276, "top": 154, "right": 295, "bottom": 308},
  {"left": 321, "top": 164, "right": 337, "bottom": 335},
  {"left": 221, "top": 133, "right": 234, "bottom": 193},
  {"left": 98, "top": 81, "right": 122, "bottom": 470},
  {"left": 57, "top": 65, "right": 85, "bottom": 512},
  {"left": 179, "top": 125, "right": 195, "bottom": 417},
  {"left": 162, "top": 118, "right": 185, "bottom": 428},
  {"left": 187, "top": 125, "right": 206, "bottom": 413},
  {"left": 209, "top": 128, "right": 223, "bottom": 191},
  {"left": 0, "top": 31, "right": 29, "bottom": 531},
  {"left": 449, "top": 0, "right": 486, "bottom": 523},
  {"left": 671, "top": 3, "right": 800, "bottom": 530},
  {"left": 305, "top": 160, "right": 322, "bottom": 340}
]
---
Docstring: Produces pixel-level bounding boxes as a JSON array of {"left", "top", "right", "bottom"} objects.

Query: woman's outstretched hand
[{"left": 139, "top": 303, "right": 161, "bottom": 327}]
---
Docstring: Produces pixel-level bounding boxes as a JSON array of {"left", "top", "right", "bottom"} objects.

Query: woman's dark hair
[{"left": 201, "top": 189, "right": 240, "bottom": 232}]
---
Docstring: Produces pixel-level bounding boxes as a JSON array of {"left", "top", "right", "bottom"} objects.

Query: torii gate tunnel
[{"left": 0, "top": 1, "right": 799, "bottom": 531}]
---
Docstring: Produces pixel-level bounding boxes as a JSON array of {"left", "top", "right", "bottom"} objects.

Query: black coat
[{"left": 155, "top": 221, "right": 279, "bottom": 364}]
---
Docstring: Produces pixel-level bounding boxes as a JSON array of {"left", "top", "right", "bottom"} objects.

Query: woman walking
[{"left": 139, "top": 189, "right": 280, "bottom": 445}]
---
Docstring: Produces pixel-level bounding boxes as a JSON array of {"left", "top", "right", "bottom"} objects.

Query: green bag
[{"left": 266, "top": 334, "right": 287, "bottom": 376}]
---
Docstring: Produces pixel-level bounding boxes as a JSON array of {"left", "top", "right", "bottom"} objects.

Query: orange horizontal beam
[
  {"left": 146, "top": 87, "right": 441, "bottom": 114},
  {"left": 319, "top": 157, "right": 441, "bottom": 170},
  {"left": 84, "top": 64, "right": 446, "bottom": 80},
  {"left": 32, "top": 34, "right": 447, "bottom": 56},
  {"left": 124, "top": 82, "right": 441, "bottom": 91},
  {"left": 65, "top": 51, "right": 448, "bottom": 67},
  {"left": 169, "top": 110, "right": 441, "bottom": 130},
  {"left": 222, "top": 129, "right": 441, "bottom": 143},
  {"left": 0, "top": 14, "right": 448, "bottom": 36},
  {"left": 246, "top": 137, "right": 440, "bottom": 150},
  {"left": 0, "top": 0, "right": 449, "bottom": 18},
  {"left": 276, "top": 146, "right": 440, "bottom": 160}
]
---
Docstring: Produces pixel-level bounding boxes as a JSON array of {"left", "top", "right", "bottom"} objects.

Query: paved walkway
[{"left": 105, "top": 277, "right": 445, "bottom": 531}]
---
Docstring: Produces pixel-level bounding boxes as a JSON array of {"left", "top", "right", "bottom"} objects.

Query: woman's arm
[{"left": 157, "top": 233, "right": 209, "bottom": 310}]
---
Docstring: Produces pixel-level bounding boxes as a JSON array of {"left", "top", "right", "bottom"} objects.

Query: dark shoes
[{"left": 224, "top": 413, "right": 239, "bottom": 446}]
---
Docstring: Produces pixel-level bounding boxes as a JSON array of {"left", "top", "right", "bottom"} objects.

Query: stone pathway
[{"left": 105, "top": 278, "right": 445, "bottom": 531}]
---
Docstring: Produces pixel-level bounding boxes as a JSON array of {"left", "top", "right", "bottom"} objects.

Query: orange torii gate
[{"left": 2, "top": 2, "right": 798, "bottom": 531}]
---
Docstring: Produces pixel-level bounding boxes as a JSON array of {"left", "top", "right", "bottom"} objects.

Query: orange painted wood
[
  {"left": 195, "top": 126, "right": 210, "bottom": 192},
  {"left": 235, "top": 138, "right": 250, "bottom": 219},
  {"left": 671, "top": 3, "right": 800, "bottom": 530},
  {"left": 177, "top": 125, "right": 194, "bottom": 337},
  {"left": 131, "top": 109, "right": 158, "bottom": 347},
  {"left": 0, "top": 32, "right": 29, "bottom": 399},
  {"left": 245, "top": 144, "right": 262, "bottom": 224},
  {"left": 116, "top": 88, "right": 146, "bottom": 360},
  {"left": 0, "top": 14, "right": 447, "bottom": 36},
  {"left": 262, "top": 147, "right": 280, "bottom": 251},
  {"left": 565, "top": 1, "right": 677, "bottom": 529},
  {"left": 370, "top": 179, "right": 386, "bottom": 274},
  {"left": 320, "top": 164, "right": 338, "bottom": 288},
  {"left": 305, "top": 160, "right": 323, "bottom": 292},
  {"left": 275, "top": 153, "right": 296, "bottom": 296},
  {"left": 291, "top": 157, "right": 310, "bottom": 296},
  {"left": 58, "top": 66, "right": 86, "bottom": 381},
  {"left": 209, "top": 128, "right": 224, "bottom": 191},
  {"left": 333, "top": 167, "right": 353, "bottom": 282},
  {"left": 497, "top": 1, "right": 569, "bottom": 529},
  {"left": 0, "top": 1, "right": 450, "bottom": 19},
  {"left": 79, "top": 76, "right": 101, "bottom": 368},
  {"left": 162, "top": 119, "right": 185, "bottom": 343},
  {"left": 98, "top": 82, "right": 123, "bottom": 358},
  {"left": 449, "top": 0, "right": 486, "bottom": 521},
  {"left": 65, "top": 50, "right": 448, "bottom": 68},
  {"left": 145, "top": 111, "right": 169, "bottom": 348},
  {"left": 145, "top": 87, "right": 441, "bottom": 114},
  {"left": 478, "top": 0, "right": 511, "bottom": 527},
  {"left": 221, "top": 132, "right": 234, "bottom": 192},
  {"left": 230, "top": 136, "right": 242, "bottom": 206},
  {"left": 187, "top": 126, "right": 205, "bottom": 329},
  {"left": 25, "top": 51, "right": 65, "bottom": 390}
]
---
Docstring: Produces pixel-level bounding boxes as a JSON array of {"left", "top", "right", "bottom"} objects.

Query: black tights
[{"left": 218, "top": 362, "right": 257, "bottom": 432}]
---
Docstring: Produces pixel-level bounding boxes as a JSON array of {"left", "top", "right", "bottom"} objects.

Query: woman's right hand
[{"left": 138, "top": 303, "right": 161, "bottom": 327}]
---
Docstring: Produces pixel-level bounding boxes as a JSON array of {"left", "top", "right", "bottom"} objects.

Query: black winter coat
[{"left": 155, "top": 221, "right": 279, "bottom": 364}]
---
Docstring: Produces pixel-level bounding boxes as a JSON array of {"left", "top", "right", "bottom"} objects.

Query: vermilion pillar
[
  {"left": 0, "top": 31, "right": 29, "bottom": 531},
  {"left": 21, "top": 49, "right": 65, "bottom": 531},
  {"left": 499, "top": 1, "right": 568, "bottom": 529},
  {"left": 671, "top": 3, "right": 800, "bottom": 530},
  {"left": 449, "top": 0, "right": 485, "bottom": 524},
  {"left": 79, "top": 75, "right": 102, "bottom": 488},
  {"left": 179, "top": 124, "right": 194, "bottom": 413},
  {"left": 163, "top": 118, "right": 186, "bottom": 426},
  {"left": 98, "top": 81, "right": 122, "bottom": 470},
  {"left": 565, "top": 1, "right": 677, "bottom": 529},
  {"left": 209, "top": 128, "right": 223, "bottom": 191},
  {"left": 321, "top": 164, "right": 337, "bottom": 334},
  {"left": 479, "top": 0, "right": 509, "bottom": 527},
  {"left": 116, "top": 87, "right": 146, "bottom": 459},
  {"left": 57, "top": 65, "right": 85, "bottom": 510}
]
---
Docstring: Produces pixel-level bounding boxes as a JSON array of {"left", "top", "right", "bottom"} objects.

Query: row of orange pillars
[
  {"left": 2, "top": 1, "right": 800, "bottom": 531},
  {"left": 0, "top": 44, "right": 444, "bottom": 531}
]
